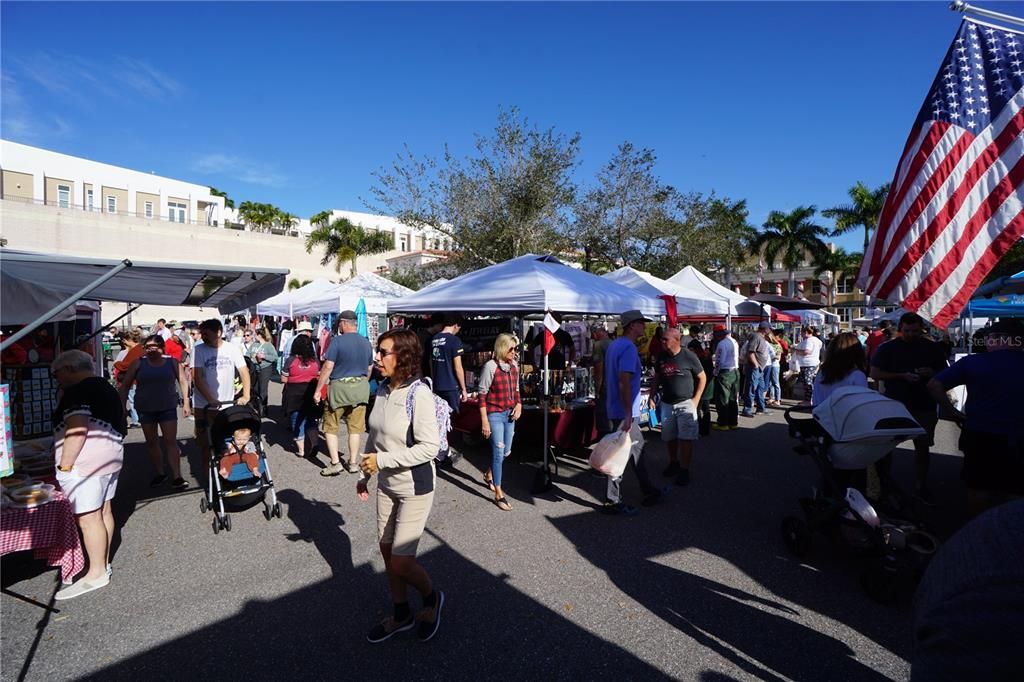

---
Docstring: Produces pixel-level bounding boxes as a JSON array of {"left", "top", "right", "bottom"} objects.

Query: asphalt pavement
[{"left": 1, "top": 384, "right": 971, "bottom": 681}]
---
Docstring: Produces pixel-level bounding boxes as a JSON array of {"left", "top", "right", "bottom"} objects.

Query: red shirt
[
  {"left": 164, "top": 336, "right": 184, "bottom": 361},
  {"left": 286, "top": 357, "right": 320, "bottom": 384},
  {"left": 865, "top": 331, "right": 885, "bottom": 361}
]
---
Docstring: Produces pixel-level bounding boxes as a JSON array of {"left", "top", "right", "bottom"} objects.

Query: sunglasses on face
[
  {"left": 144, "top": 345, "right": 161, "bottom": 350},
  {"left": 376, "top": 348, "right": 396, "bottom": 358}
]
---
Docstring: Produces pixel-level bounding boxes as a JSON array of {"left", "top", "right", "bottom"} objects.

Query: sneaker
[
  {"left": 106, "top": 564, "right": 113, "bottom": 577},
  {"left": 755, "top": 409, "right": 773, "bottom": 416},
  {"left": 366, "top": 615, "right": 415, "bottom": 644},
  {"left": 641, "top": 488, "right": 668, "bottom": 507},
  {"left": 711, "top": 423, "right": 730, "bottom": 432},
  {"left": 741, "top": 410, "right": 754, "bottom": 418},
  {"left": 55, "top": 574, "right": 109, "bottom": 601},
  {"left": 344, "top": 461, "right": 361, "bottom": 475},
  {"left": 600, "top": 501, "right": 638, "bottom": 516},
  {"left": 675, "top": 469, "right": 690, "bottom": 487},
  {"left": 727, "top": 425, "right": 740, "bottom": 431},
  {"left": 320, "top": 462, "right": 345, "bottom": 477},
  {"left": 662, "top": 460, "right": 681, "bottom": 477},
  {"left": 149, "top": 474, "right": 168, "bottom": 488},
  {"left": 417, "top": 591, "right": 446, "bottom": 642},
  {"left": 171, "top": 477, "right": 189, "bottom": 491}
]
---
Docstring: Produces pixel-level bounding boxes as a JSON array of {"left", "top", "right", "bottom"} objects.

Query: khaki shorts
[
  {"left": 377, "top": 488, "right": 434, "bottom": 556},
  {"left": 322, "top": 403, "right": 367, "bottom": 435}
]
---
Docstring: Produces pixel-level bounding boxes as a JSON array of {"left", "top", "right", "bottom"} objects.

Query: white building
[{"left": 0, "top": 140, "right": 450, "bottom": 324}]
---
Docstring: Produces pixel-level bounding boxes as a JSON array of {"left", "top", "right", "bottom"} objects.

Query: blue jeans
[
  {"left": 127, "top": 385, "right": 140, "bottom": 425},
  {"left": 486, "top": 409, "right": 516, "bottom": 488},
  {"left": 289, "top": 410, "right": 317, "bottom": 441},
  {"left": 766, "top": 364, "right": 781, "bottom": 401},
  {"left": 743, "top": 366, "right": 767, "bottom": 413}
]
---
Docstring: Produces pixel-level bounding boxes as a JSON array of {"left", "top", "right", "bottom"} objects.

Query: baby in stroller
[{"left": 219, "top": 426, "right": 261, "bottom": 480}]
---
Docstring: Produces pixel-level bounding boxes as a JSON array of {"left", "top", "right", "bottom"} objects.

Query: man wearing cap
[
  {"left": 602, "top": 310, "right": 663, "bottom": 514},
  {"left": 741, "top": 323, "right": 773, "bottom": 418},
  {"left": 711, "top": 326, "right": 740, "bottom": 430},
  {"left": 430, "top": 313, "right": 468, "bottom": 413},
  {"left": 927, "top": 319, "right": 1024, "bottom": 517},
  {"left": 314, "top": 310, "right": 373, "bottom": 476},
  {"left": 591, "top": 324, "right": 612, "bottom": 436}
]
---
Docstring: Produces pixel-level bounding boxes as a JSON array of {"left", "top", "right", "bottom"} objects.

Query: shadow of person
[
  {"left": 276, "top": 489, "right": 354, "bottom": 579},
  {"left": 547, "top": 509, "right": 891, "bottom": 681}
]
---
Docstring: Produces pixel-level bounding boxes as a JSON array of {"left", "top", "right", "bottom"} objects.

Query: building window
[
  {"left": 838, "top": 308, "right": 852, "bottom": 324},
  {"left": 810, "top": 280, "right": 822, "bottom": 294},
  {"left": 835, "top": 277, "right": 857, "bottom": 294},
  {"left": 107, "top": 196, "right": 117, "bottom": 213},
  {"left": 168, "top": 201, "right": 186, "bottom": 223},
  {"left": 57, "top": 184, "right": 71, "bottom": 208},
  {"left": 144, "top": 201, "right": 154, "bottom": 218},
  {"left": 87, "top": 189, "right": 94, "bottom": 211},
  {"left": 399, "top": 234, "right": 408, "bottom": 252}
]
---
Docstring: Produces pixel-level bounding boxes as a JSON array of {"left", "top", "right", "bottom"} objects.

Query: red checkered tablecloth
[{"left": 1, "top": 490, "right": 84, "bottom": 583}]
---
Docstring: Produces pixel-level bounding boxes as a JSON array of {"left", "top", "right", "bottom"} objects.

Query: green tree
[
  {"left": 209, "top": 187, "right": 235, "bottom": 209},
  {"left": 367, "top": 106, "right": 580, "bottom": 270},
  {"left": 750, "top": 205, "right": 830, "bottom": 296},
  {"left": 813, "top": 247, "right": 863, "bottom": 308},
  {"left": 287, "top": 278, "right": 312, "bottom": 290},
  {"left": 237, "top": 201, "right": 277, "bottom": 233},
  {"left": 305, "top": 216, "right": 394, "bottom": 278},
  {"left": 310, "top": 210, "right": 333, "bottom": 229},
  {"left": 822, "top": 181, "right": 890, "bottom": 253},
  {"left": 275, "top": 210, "right": 298, "bottom": 234},
  {"left": 572, "top": 142, "right": 675, "bottom": 272}
]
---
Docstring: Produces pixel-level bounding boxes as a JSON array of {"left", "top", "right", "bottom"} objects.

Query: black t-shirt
[
  {"left": 871, "top": 337, "right": 949, "bottom": 410},
  {"left": 430, "top": 332, "right": 464, "bottom": 391},
  {"left": 654, "top": 348, "right": 705, "bottom": 404},
  {"left": 53, "top": 376, "right": 128, "bottom": 437}
]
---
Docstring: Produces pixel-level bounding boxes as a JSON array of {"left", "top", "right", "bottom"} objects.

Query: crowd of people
[{"left": 44, "top": 306, "right": 1022, "bottom": 661}]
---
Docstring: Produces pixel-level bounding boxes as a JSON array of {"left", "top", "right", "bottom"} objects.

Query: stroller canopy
[{"left": 813, "top": 387, "right": 925, "bottom": 443}]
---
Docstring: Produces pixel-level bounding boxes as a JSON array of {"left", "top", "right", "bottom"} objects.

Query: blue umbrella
[{"left": 355, "top": 298, "right": 368, "bottom": 338}]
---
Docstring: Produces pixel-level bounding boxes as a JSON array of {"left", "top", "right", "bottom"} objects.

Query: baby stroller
[
  {"left": 781, "top": 386, "right": 939, "bottom": 603},
  {"left": 199, "top": 404, "right": 282, "bottom": 534}
]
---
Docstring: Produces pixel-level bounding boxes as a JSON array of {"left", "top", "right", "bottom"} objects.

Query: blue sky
[{"left": 0, "top": 1, "right": 985, "bottom": 253}]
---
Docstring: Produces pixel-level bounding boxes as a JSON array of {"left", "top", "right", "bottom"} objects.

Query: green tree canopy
[
  {"left": 209, "top": 187, "right": 235, "bottom": 209},
  {"left": 367, "top": 106, "right": 580, "bottom": 271},
  {"left": 750, "top": 205, "right": 830, "bottom": 296},
  {"left": 822, "top": 181, "right": 890, "bottom": 253},
  {"left": 305, "top": 216, "right": 394, "bottom": 278}
]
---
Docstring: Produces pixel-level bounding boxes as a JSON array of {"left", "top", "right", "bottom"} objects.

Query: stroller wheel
[
  {"left": 273, "top": 502, "right": 283, "bottom": 518},
  {"left": 781, "top": 516, "right": 811, "bottom": 557},
  {"left": 263, "top": 506, "right": 272, "bottom": 521},
  {"left": 223, "top": 514, "right": 232, "bottom": 532},
  {"left": 199, "top": 497, "right": 207, "bottom": 514},
  {"left": 212, "top": 517, "right": 220, "bottom": 535}
]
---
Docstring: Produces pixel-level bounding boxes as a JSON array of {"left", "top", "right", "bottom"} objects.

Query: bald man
[{"left": 648, "top": 327, "right": 706, "bottom": 486}]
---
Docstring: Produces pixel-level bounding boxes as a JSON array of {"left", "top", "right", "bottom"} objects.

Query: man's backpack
[{"left": 399, "top": 378, "right": 454, "bottom": 463}]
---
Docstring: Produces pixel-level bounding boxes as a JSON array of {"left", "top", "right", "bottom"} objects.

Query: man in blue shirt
[
  {"left": 928, "top": 319, "right": 1024, "bottom": 517},
  {"left": 430, "top": 314, "right": 467, "bottom": 414},
  {"left": 314, "top": 310, "right": 373, "bottom": 476},
  {"left": 602, "top": 309, "right": 663, "bottom": 515}
]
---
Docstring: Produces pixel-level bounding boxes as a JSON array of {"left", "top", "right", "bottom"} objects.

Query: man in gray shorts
[{"left": 648, "top": 327, "right": 707, "bottom": 486}]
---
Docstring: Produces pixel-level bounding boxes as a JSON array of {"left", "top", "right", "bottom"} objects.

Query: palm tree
[
  {"left": 276, "top": 210, "right": 299, "bottom": 234},
  {"left": 237, "top": 201, "right": 277, "bottom": 233},
  {"left": 310, "top": 210, "right": 332, "bottom": 229},
  {"left": 750, "top": 205, "right": 830, "bottom": 296},
  {"left": 287, "top": 278, "right": 312, "bottom": 290},
  {"left": 813, "top": 247, "right": 863, "bottom": 309},
  {"left": 822, "top": 181, "right": 890, "bottom": 253},
  {"left": 209, "top": 187, "right": 235, "bottom": 209},
  {"left": 305, "top": 216, "right": 395, "bottom": 278}
]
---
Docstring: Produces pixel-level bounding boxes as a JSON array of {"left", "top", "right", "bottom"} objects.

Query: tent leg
[
  {"left": 1, "top": 260, "right": 132, "bottom": 352},
  {"left": 79, "top": 304, "right": 141, "bottom": 344},
  {"left": 542, "top": 350, "right": 549, "bottom": 476}
]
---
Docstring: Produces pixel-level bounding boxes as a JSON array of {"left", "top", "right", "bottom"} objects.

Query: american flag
[{"left": 858, "top": 19, "right": 1024, "bottom": 328}]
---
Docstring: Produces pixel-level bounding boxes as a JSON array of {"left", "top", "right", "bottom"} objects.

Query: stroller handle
[{"left": 783, "top": 404, "right": 814, "bottom": 426}]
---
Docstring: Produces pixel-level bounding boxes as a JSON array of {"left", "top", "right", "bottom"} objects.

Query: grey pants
[{"left": 606, "top": 421, "right": 656, "bottom": 504}]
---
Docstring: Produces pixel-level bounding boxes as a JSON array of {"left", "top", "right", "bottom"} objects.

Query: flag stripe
[
  {"left": 925, "top": 208, "right": 1024, "bottom": 326},
  {"left": 901, "top": 157, "right": 1024, "bottom": 309},
  {"left": 874, "top": 104, "right": 1024, "bottom": 298}
]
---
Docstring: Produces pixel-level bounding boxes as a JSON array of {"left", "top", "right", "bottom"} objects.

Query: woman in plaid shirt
[{"left": 479, "top": 333, "right": 522, "bottom": 511}]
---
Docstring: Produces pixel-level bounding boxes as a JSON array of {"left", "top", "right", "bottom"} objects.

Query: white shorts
[
  {"left": 56, "top": 469, "right": 120, "bottom": 514},
  {"left": 660, "top": 400, "right": 699, "bottom": 442}
]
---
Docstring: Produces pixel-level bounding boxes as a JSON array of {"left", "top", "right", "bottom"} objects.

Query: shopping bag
[{"left": 589, "top": 430, "right": 632, "bottom": 478}]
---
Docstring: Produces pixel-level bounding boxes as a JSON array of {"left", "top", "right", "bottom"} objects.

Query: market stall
[
  {"left": 602, "top": 266, "right": 730, "bottom": 317},
  {"left": 255, "top": 278, "right": 336, "bottom": 317},
  {"left": 388, "top": 254, "right": 665, "bottom": 480},
  {"left": 666, "top": 265, "right": 764, "bottom": 321}
]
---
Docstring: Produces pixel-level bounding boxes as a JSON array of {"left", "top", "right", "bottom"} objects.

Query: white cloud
[
  {"left": 0, "top": 73, "right": 74, "bottom": 142},
  {"left": 12, "top": 52, "right": 183, "bottom": 106},
  {"left": 192, "top": 153, "right": 287, "bottom": 187}
]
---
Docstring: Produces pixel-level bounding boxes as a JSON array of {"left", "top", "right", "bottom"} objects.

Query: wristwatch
[{"left": 57, "top": 465, "right": 73, "bottom": 472}]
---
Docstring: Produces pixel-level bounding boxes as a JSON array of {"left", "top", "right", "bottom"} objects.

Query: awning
[{"left": 1, "top": 249, "right": 288, "bottom": 348}]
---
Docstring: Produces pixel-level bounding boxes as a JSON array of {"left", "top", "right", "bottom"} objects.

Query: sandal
[
  {"left": 483, "top": 474, "right": 495, "bottom": 492},
  {"left": 494, "top": 497, "right": 512, "bottom": 512}
]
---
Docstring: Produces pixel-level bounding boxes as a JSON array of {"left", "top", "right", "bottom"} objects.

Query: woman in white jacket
[{"left": 358, "top": 328, "right": 445, "bottom": 645}]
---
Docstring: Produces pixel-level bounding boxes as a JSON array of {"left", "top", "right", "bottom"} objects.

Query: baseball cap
[
  {"left": 757, "top": 321, "right": 773, "bottom": 331},
  {"left": 296, "top": 321, "right": 313, "bottom": 332},
  {"left": 339, "top": 310, "right": 357, "bottom": 321},
  {"left": 713, "top": 324, "right": 727, "bottom": 332},
  {"left": 619, "top": 310, "right": 651, "bottom": 327},
  {"left": 590, "top": 323, "right": 607, "bottom": 333}
]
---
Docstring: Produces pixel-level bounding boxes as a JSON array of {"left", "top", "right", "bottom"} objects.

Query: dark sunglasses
[{"left": 376, "top": 348, "right": 396, "bottom": 357}]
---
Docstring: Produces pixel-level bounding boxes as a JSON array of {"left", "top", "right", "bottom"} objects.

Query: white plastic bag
[{"left": 589, "top": 430, "right": 632, "bottom": 478}]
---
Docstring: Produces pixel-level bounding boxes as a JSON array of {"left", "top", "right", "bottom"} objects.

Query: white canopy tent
[
  {"left": 602, "top": 266, "right": 729, "bottom": 316},
  {"left": 1, "top": 249, "right": 288, "bottom": 350},
  {"left": 256, "top": 278, "right": 336, "bottom": 317},
  {"left": 386, "top": 254, "right": 664, "bottom": 316},
  {"left": 291, "top": 272, "right": 414, "bottom": 316},
  {"left": 666, "top": 265, "right": 763, "bottom": 318}
]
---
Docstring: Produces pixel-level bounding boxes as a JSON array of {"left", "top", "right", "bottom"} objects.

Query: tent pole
[
  {"left": 78, "top": 304, "right": 141, "bottom": 345},
  {"left": 1, "top": 259, "right": 132, "bottom": 352},
  {"left": 950, "top": 1, "right": 1024, "bottom": 27},
  {"left": 543, "top": 334, "right": 550, "bottom": 480}
]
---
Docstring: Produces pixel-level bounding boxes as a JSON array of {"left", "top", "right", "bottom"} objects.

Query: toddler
[{"left": 219, "top": 427, "right": 261, "bottom": 479}]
